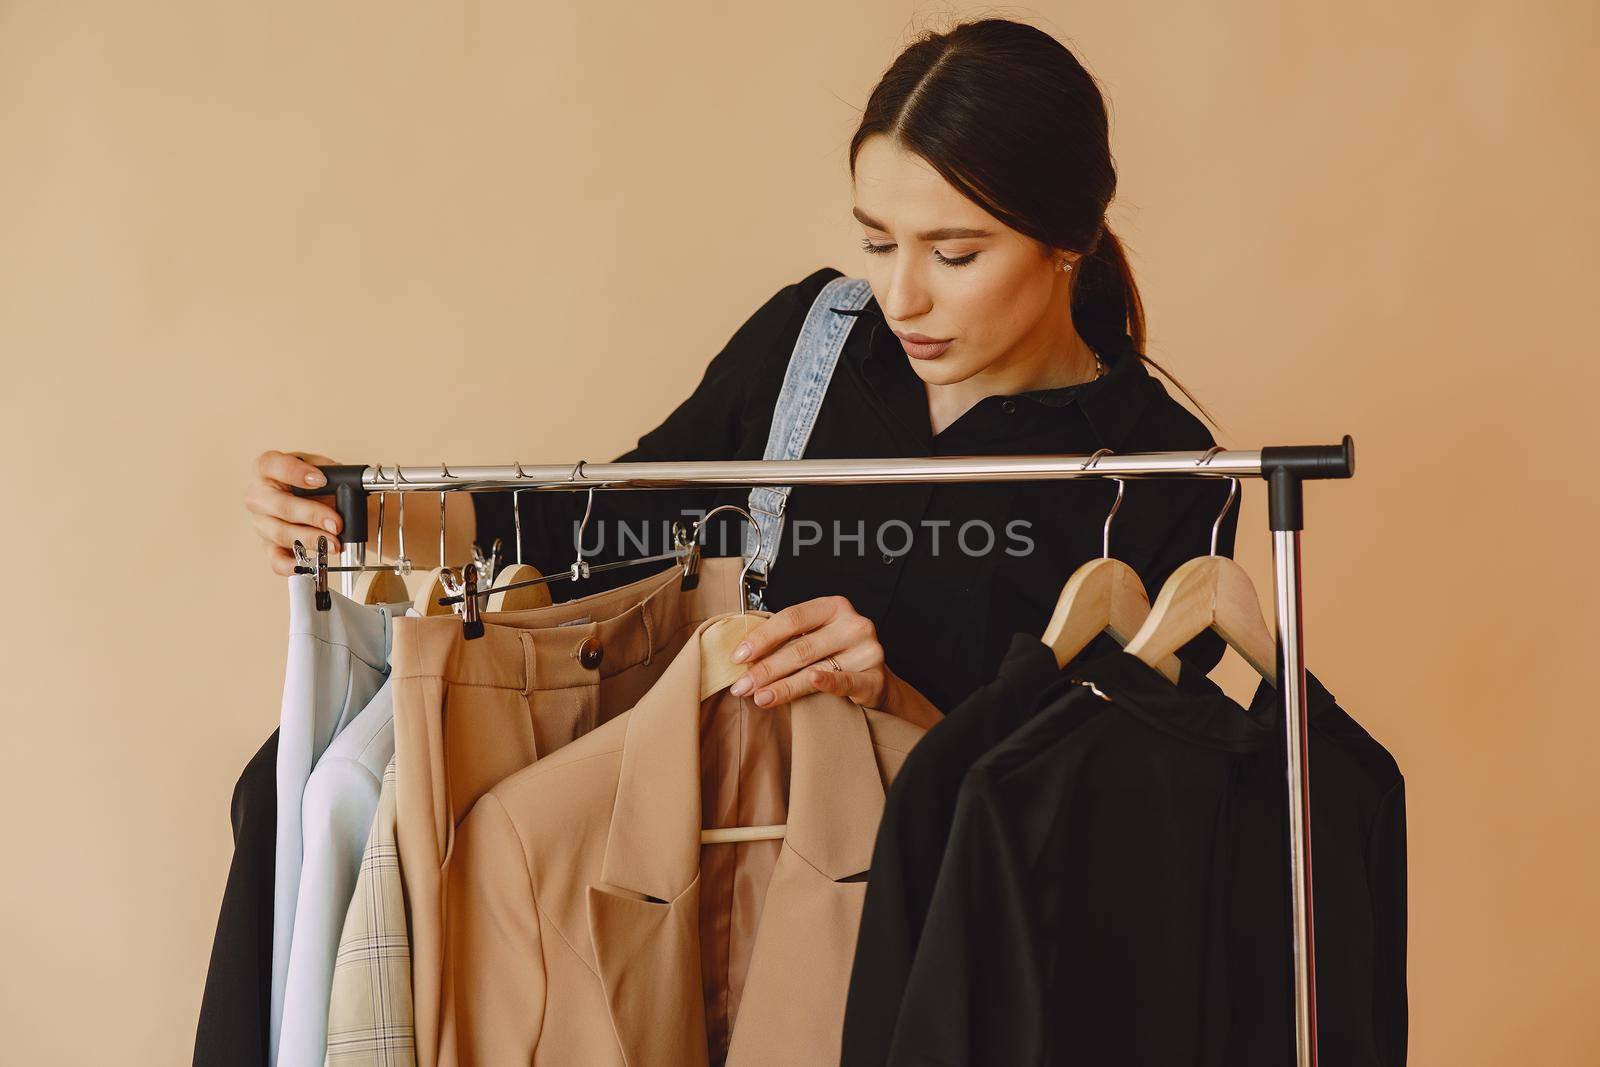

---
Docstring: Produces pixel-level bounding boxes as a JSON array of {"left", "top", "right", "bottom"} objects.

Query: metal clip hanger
[
  {"left": 292, "top": 536, "right": 334, "bottom": 611},
  {"left": 460, "top": 562, "right": 484, "bottom": 639},
  {"left": 437, "top": 460, "right": 698, "bottom": 607}
]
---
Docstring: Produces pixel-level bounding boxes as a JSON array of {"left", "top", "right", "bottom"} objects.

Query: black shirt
[
  {"left": 473, "top": 266, "right": 1238, "bottom": 713},
  {"left": 886, "top": 653, "right": 1407, "bottom": 1066}
]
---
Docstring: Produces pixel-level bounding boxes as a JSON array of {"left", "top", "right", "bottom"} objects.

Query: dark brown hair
[{"left": 849, "top": 17, "right": 1212, "bottom": 419}]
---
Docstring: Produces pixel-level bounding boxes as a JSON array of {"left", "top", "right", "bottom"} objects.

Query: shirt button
[
  {"left": 880, "top": 551, "right": 895, "bottom": 565},
  {"left": 1001, "top": 399, "right": 1017, "bottom": 414},
  {"left": 577, "top": 635, "right": 604, "bottom": 669}
]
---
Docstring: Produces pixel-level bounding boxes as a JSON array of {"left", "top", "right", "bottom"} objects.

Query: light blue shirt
[{"left": 270, "top": 578, "right": 399, "bottom": 1065}]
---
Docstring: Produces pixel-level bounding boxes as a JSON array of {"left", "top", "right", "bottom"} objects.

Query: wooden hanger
[
  {"left": 699, "top": 611, "right": 764, "bottom": 701},
  {"left": 486, "top": 563, "right": 552, "bottom": 611},
  {"left": 409, "top": 567, "right": 461, "bottom": 618},
  {"left": 1041, "top": 465, "right": 1181, "bottom": 682},
  {"left": 696, "top": 503, "right": 766, "bottom": 701},
  {"left": 1123, "top": 473, "right": 1277, "bottom": 684},
  {"left": 351, "top": 487, "right": 413, "bottom": 606},
  {"left": 485, "top": 486, "right": 553, "bottom": 611},
  {"left": 695, "top": 503, "right": 785, "bottom": 844},
  {"left": 700, "top": 822, "right": 789, "bottom": 845},
  {"left": 353, "top": 568, "right": 411, "bottom": 606}
]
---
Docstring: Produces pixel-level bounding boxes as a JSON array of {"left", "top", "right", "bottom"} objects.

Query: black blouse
[{"left": 472, "top": 266, "right": 1238, "bottom": 712}]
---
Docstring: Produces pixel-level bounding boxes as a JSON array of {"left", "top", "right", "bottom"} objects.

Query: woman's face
[{"left": 851, "top": 134, "right": 1079, "bottom": 387}]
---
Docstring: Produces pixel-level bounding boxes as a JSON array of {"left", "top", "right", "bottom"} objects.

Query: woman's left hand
[{"left": 727, "top": 595, "right": 943, "bottom": 729}]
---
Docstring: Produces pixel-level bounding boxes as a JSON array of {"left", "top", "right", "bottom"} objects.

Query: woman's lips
[{"left": 897, "top": 335, "right": 953, "bottom": 360}]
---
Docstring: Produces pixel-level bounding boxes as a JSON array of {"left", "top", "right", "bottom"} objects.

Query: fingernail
[
  {"left": 730, "top": 676, "right": 752, "bottom": 696},
  {"left": 305, "top": 471, "right": 324, "bottom": 487},
  {"left": 323, "top": 519, "right": 339, "bottom": 533},
  {"left": 731, "top": 643, "right": 750, "bottom": 663},
  {"left": 753, "top": 690, "right": 773, "bottom": 706}
]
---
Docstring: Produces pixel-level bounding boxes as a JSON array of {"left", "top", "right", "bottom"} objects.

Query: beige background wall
[{"left": 1, "top": 2, "right": 1595, "bottom": 1063}]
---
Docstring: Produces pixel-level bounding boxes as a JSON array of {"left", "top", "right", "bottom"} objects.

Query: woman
[{"left": 244, "top": 18, "right": 1236, "bottom": 728}]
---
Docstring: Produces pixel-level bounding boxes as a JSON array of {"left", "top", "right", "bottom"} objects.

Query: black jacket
[
  {"left": 882, "top": 653, "right": 1407, "bottom": 1066},
  {"left": 474, "top": 267, "right": 1238, "bottom": 713},
  {"left": 193, "top": 729, "right": 278, "bottom": 1067},
  {"left": 841, "top": 635, "right": 1234, "bottom": 1067},
  {"left": 840, "top": 632, "right": 1065, "bottom": 1067}
]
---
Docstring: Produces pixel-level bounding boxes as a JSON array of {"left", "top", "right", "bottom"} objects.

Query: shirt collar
[
  {"left": 831, "top": 294, "right": 1153, "bottom": 452},
  {"left": 1073, "top": 651, "right": 1276, "bottom": 753}
]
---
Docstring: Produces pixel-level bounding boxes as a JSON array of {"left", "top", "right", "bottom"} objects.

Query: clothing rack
[{"left": 297, "top": 436, "right": 1354, "bottom": 1067}]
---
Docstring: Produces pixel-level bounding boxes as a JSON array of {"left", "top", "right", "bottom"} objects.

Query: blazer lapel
[
  {"left": 725, "top": 690, "right": 887, "bottom": 1066},
  {"left": 586, "top": 615, "right": 728, "bottom": 1067}
]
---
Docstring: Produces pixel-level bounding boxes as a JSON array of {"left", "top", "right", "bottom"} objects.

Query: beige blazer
[
  {"left": 439, "top": 611, "right": 927, "bottom": 1066},
  {"left": 394, "top": 558, "right": 743, "bottom": 1067}
]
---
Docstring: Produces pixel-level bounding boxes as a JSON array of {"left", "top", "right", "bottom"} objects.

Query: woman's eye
[{"left": 859, "top": 238, "right": 979, "bottom": 268}]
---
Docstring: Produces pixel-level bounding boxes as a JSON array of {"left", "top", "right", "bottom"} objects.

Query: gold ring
[{"left": 825, "top": 655, "right": 842, "bottom": 672}]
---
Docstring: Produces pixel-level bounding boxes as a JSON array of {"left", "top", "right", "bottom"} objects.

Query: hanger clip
[
  {"left": 672, "top": 521, "right": 702, "bottom": 591},
  {"left": 461, "top": 563, "right": 484, "bottom": 640},
  {"left": 742, "top": 569, "right": 767, "bottom": 611},
  {"left": 313, "top": 536, "right": 332, "bottom": 611},
  {"left": 485, "top": 537, "right": 503, "bottom": 582},
  {"left": 471, "top": 540, "right": 500, "bottom": 585}
]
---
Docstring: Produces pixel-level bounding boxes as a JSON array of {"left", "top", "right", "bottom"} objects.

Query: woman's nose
[{"left": 879, "top": 262, "right": 932, "bottom": 323}]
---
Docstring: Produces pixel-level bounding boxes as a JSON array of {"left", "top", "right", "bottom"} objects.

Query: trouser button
[{"left": 578, "top": 635, "right": 604, "bottom": 669}]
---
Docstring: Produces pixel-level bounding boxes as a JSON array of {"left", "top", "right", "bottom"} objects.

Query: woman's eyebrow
[{"left": 852, "top": 207, "right": 993, "bottom": 241}]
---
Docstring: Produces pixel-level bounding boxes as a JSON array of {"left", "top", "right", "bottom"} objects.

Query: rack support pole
[{"left": 1269, "top": 465, "right": 1317, "bottom": 1067}]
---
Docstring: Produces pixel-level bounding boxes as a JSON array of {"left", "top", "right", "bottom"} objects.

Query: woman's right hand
[{"left": 246, "top": 450, "right": 345, "bottom": 576}]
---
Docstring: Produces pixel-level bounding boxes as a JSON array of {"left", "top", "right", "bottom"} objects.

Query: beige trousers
[{"left": 392, "top": 556, "right": 744, "bottom": 1067}]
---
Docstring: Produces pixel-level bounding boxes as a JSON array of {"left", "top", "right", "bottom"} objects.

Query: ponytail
[
  {"left": 1074, "top": 222, "right": 1220, "bottom": 430},
  {"left": 1071, "top": 223, "right": 1144, "bottom": 356}
]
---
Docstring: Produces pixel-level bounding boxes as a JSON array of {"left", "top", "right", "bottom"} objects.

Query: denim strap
[{"left": 742, "top": 275, "right": 873, "bottom": 607}]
